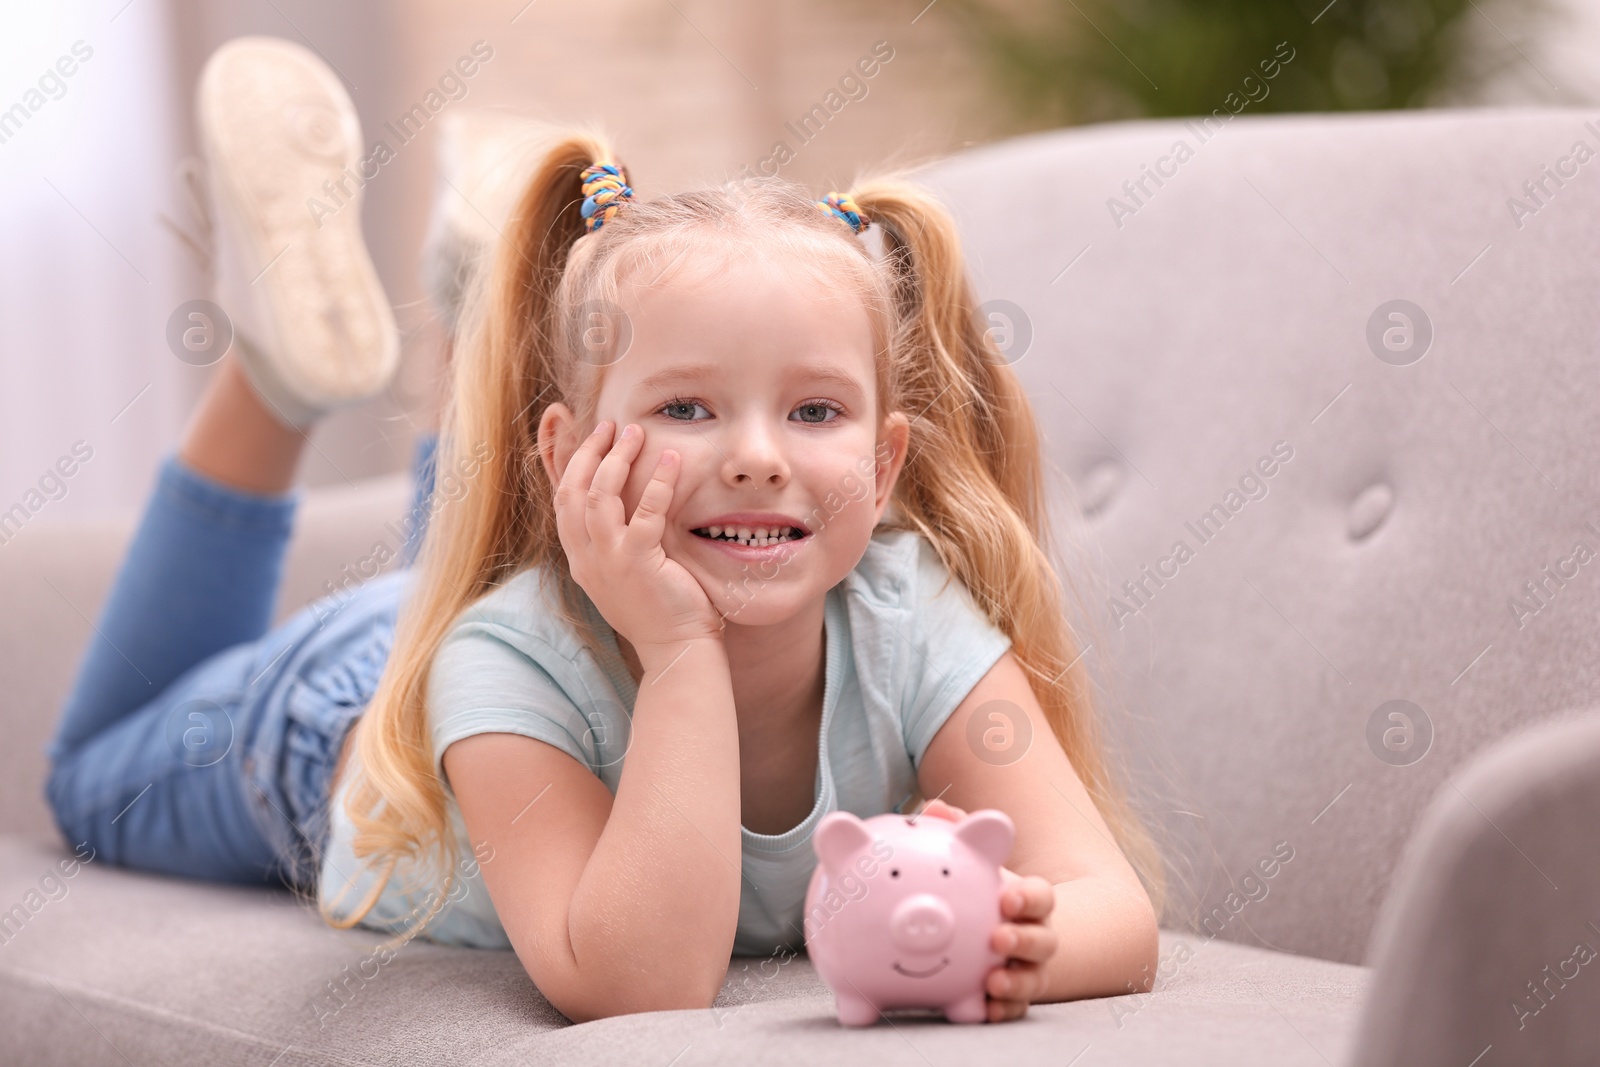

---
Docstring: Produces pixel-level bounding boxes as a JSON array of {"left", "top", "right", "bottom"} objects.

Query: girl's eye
[
  {"left": 655, "top": 399, "right": 844, "bottom": 424},
  {"left": 792, "top": 400, "right": 844, "bottom": 424},
  {"left": 657, "top": 398, "right": 710, "bottom": 421}
]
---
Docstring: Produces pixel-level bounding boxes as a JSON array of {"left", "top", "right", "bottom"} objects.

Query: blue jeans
[{"left": 43, "top": 436, "right": 438, "bottom": 893}]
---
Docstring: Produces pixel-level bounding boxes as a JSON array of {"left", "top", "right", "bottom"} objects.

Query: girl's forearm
[
  {"left": 565, "top": 636, "right": 743, "bottom": 1014},
  {"left": 1034, "top": 876, "right": 1161, "bottom": 1004}
]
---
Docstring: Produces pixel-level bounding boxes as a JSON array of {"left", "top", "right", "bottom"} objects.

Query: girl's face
[{"left": 542, "top": 259, "right": 909, "bottom": 626}]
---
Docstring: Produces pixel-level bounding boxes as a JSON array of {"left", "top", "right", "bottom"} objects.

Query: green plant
[{"left": 942, "top": 0, "right": 1561, "bottom": 125}]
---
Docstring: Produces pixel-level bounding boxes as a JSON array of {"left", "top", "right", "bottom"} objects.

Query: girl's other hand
[
  {"left": 554, "top": 420, "right": 724, "bottom": 662},
  {"left": 915, "top": 798, "right": 1060, "bottom": 1022}
]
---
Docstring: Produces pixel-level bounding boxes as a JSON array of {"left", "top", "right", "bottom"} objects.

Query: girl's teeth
[{"left": 697, "top": 525, "right": 801, "bottom": 545}]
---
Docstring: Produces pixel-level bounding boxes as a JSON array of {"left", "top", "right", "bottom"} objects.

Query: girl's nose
[{"left": 722, "top": 421, "right": 790, "bottom": 487}]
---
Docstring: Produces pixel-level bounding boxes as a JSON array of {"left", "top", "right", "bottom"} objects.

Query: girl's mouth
[{"left": 690, "top": 524, "right": 809, "bottom": 553}]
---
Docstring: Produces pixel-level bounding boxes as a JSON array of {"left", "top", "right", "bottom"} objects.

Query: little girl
[{"left": 46, "top": 38, "right": 1162, "bottom": 1026}]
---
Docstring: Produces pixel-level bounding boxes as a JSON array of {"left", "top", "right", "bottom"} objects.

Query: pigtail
[
  {"left": 849, "top": 177, "right": 1167, "bottom": 918},
  {"left": 325, "top": 124, "right": 622, "bottom": 945}
]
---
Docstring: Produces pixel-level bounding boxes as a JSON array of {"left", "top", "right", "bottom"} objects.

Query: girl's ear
[
  {"left": 872, "top": 411, "right": 911, "bottom": 524},
  {"left": 538, "top": 402, "right": 579, "bottom": 490}
]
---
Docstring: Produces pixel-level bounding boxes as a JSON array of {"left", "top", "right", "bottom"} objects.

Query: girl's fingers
[
  {"left": 992, "top": 920, "right": 1058, "bottom": 964},
  {"left": 622, "top": 449, "right": 678, "bottom": 552},
  {"left": 1001, "top": 875, "right": 1056, "bottom": 922},
  {"left": 561, "top": 421, "right": 614, "bottom": 498},
  {"left": 986, "top": 960, "right": 1047, "bottom": 1003},
  {"left": 585, "top": 423, "right": 644, "bottom": 545},
  {"left": 555, "top": 420, "right": 614, "bottom": 551}
]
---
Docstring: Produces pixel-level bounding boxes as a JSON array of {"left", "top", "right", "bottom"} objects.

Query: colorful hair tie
[
  {"left": 817, "top": 191, "right": 868, "bottom": 234},
  {"left": 579, "top": 161, "right": 633, "bottom": 233}
]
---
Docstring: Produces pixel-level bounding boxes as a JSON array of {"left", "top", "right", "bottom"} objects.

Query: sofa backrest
[{"left": 920, "top": 106, "right": 1600, "bottom": 964}]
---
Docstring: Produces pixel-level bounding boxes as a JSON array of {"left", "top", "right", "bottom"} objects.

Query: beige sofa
[{"left": 3, "top": 106, "right": 1598, "bottom": 1065}]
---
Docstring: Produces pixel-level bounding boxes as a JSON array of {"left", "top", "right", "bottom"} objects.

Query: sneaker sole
[{"left": 198, "top": 37, "right": 398, "bottom": 413}]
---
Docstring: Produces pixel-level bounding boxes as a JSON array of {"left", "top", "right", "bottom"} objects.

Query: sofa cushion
[{"left": 0, "top": 836, "right": 1366, "bottom": 1066}]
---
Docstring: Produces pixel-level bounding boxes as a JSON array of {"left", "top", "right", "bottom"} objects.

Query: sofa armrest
[{"left": 1349, "top": 709, "right": 1600, "bottom": 1065}]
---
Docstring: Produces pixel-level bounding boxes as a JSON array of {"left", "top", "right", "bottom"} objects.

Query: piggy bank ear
[
  {"left": 953, "top": 810, "right": 1015, "bottom": 868},
  {"left": 813, "top": 811, "right": 874, "bottom": 873}
]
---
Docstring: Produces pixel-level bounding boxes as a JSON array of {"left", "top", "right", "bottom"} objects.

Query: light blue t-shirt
[{"left": 318, "top": 526, "right": 1013, "bottom": 956}]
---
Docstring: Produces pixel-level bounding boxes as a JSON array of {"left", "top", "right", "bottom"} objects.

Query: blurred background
[{"left": 0, "top": 0, "right": 1585, "bottom": 519}]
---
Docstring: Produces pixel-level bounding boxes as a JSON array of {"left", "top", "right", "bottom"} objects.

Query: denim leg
[
  {"left": 48, "top": 455, "right": 298, "bottom": 763},
  {"left": 44, "top": 447, "right": 421, "bottom": 889},
  {"left": 43, "top": 455, "right": 299, "bottom": 883},
  {"left": 45, "top": 642, "right": 287, "bottom": 884}
]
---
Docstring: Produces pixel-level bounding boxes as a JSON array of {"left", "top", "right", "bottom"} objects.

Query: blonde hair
[{"left": 320, "top": 122, "right": 1166, "bottom": 948}]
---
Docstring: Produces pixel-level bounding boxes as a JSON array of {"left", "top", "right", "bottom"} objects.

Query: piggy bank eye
[
  {"left": 941, "top": 867, "right": 949, "bottom": 876},
  {"left": 890, "top": 868, "right": 900, "bottom": 878}
]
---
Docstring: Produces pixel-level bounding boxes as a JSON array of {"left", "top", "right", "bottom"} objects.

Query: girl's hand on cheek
[
  {"left": 554, "top": 421, "right": 723, "bottom": 663},
  {"left": 916, "top": 799, "right": 1060, "bottom": 1022}
]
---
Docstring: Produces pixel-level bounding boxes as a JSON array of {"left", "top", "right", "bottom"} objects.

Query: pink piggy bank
[{"left": 803, "top": 807, "right": 1015, "bottom": 1026}]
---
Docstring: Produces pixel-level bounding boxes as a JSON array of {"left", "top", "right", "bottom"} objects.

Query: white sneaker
[{"left": 197, "top": 36, "right": 399, "bottom": 429}]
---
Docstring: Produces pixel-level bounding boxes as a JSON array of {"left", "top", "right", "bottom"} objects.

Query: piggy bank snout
[{"left": 889, "top": 894, "right": 955, "bottom": 954}]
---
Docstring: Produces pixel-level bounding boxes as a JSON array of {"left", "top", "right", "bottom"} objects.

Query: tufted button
[
  {"left": 1076, "top": 460, "right": 1122, "bottom": 518},
  {"left": 1348, "top": 482, "right": 1394, "bottom": 540}
]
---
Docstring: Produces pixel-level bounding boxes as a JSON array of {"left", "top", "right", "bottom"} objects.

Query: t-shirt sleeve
[
  {"left": 427, "top": 619, "right": 595, "bottom": 787},
  {"left": 899, "top": 537, "right": 1014, "bottom": 770}
]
